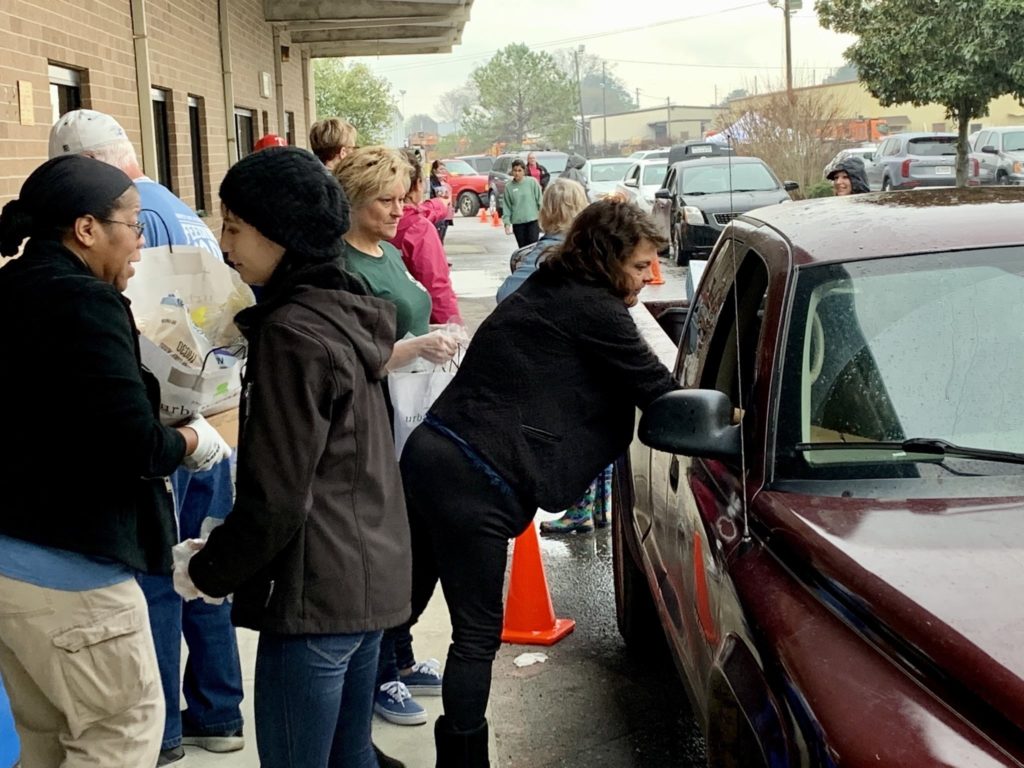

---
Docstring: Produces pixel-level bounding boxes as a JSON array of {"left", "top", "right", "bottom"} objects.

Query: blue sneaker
[
  {"left": 400, "top": 658, "right": 443, "bottom": 696},
  {"left": 374, "top": 680, "right": 427, "bottom": 725}
]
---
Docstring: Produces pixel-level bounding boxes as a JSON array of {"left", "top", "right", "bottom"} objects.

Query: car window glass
[
  {"left": 591, "top": 162, "right": 632, "bottom": 182},
  {"left": 680, "top": 163, "right": 777, "bottom": 194},
  {"left": 642, "top": 162, "right": 668, "bottom": 185},
  {"left": 977, "top": 131, "right": 990, "bottom": 150},
  {"left": 444, "top": 159, "right": 476, "bottom": 175},
  {"left": 677, "top": 241, "right": 769, "bottom": 415},
  {"left": 662, "top": 169, "right": 675, "bottom": 191},
  {"left": 776, "top": 247, "right": 1024, "bottom": 479},
  {"left": 883, "top": 139, "right": 900, "bottom": 156},
  {"left": 1003, "top": 131, "right": 1024, "bottom": 152},
  {"left": 907, "top": 138, "right": 957, "bottom": 156},
  {"left": 628, "top": 164, "right": 640, "bottom": 181}
]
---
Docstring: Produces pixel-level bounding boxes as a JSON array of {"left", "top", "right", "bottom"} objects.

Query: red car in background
[{"left": 438, "top": 158, "right": 489, "bottom": 217}]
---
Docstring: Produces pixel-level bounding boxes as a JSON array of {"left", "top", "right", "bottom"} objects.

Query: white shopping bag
[
  {"left": 124, "top": 244, "right": 255, "bottom": 424},
  {"left": 389, "top": 363, "right": 457, "bottom": 459}
]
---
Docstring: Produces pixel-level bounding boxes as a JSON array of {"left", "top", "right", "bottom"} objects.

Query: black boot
[
  {"left": 374, "top": 742, "right": 406, "bottom": 768},
  {"left": 434, "top": 715, "right": 490, "bottom": 768}
]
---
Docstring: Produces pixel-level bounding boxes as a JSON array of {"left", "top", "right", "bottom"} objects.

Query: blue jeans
[
  {"left": 376, "top": 624, "right": 416, "bottom": 687},
  {"left": 137, "top": 463, "right": 244, "bottom": 749},
  {"left": 254, "top": 631, "right": 382, "bottom": 767}
]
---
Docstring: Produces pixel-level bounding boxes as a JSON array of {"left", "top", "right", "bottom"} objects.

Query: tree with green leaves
[
  {"left": 816, "top": 0, "right": 1024, "bottom": 186},
  {"left": 468, "top": 44, "right": 576, "bottom": 148},
  {"left": 313, "top": 59, "right": 395, "bottom": 145}
]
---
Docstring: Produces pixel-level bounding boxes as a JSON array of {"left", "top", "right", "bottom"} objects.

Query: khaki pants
[{"left": 0, "top": 574, "right": 164, "bottom": 768}]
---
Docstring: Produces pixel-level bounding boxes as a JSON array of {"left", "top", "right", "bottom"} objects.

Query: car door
[
  {"left": 974, "top": 131, "right": 999, "bottom": 179},
  {"left": 865, "top": 138, "right": 890, "bottom": 189},
  {"left": 651, "top": 166, "right": 675, "bottom": 244},
  {"left": 648, "top": 239, "right": 771, "bottom": 703},
  {"left": 618, "top": 163, "right": 641, "bottom": 203}
]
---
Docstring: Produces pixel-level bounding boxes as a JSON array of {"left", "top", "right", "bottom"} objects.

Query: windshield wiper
[{"left": 795, "top": 438, "right": 1024, "bottom": 465}]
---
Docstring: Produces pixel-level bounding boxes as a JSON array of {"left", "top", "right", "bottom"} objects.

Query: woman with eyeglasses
[{"left": 0, "top": 154, "right": 230, "bottom": 766}]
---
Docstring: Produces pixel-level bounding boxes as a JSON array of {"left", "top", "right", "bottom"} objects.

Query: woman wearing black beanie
[
  {"left": 0, "top": 154, "right": 230, "bottom": 766},
  {"left": 177, "top": 146, "right": 412, "bottom": 768}
]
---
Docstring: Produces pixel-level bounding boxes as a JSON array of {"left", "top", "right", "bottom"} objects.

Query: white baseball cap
[{"left": 48, "top": 109, "right": 129, "bottom": 158}]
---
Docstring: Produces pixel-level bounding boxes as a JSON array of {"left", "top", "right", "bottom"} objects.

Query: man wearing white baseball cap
[{"left": 48, "top": 109, "right": 245, "bottom": 766}]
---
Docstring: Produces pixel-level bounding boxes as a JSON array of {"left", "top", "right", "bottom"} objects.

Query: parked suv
[
  {"left": 651, "top": 156, "right": 797, "bottom": 265},
  {"left": 971, "top": 126, "right": 1024, "bottom": 185},
  {"left": 488, "top": 151, "right": 569, "bottom": 214},
  {"left": 866, "top": 132, "right": 979, "bottom": 190}
]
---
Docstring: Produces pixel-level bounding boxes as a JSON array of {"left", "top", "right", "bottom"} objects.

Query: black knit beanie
[{"left": 219, "top": 146, "right": 349, "bottom": 262}]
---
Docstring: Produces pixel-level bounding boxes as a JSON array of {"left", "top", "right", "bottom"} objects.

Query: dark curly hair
[{"left": 540, "top": 199, "right": 665, "bottom": 298}]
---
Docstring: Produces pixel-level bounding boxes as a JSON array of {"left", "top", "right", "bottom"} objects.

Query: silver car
[
  {"left": 614, "top": 158, "right": 668, "bottom": 213},
  {"left": 581, "top": 157, "right": 633, "bottom": 203}
]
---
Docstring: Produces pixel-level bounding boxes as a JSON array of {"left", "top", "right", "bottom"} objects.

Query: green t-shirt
[{"left": 343, "top": 240, "right": 431, "bottom": 338}]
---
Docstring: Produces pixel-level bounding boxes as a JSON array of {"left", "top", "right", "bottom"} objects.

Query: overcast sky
[{"left": 349, "top": 0, "right": 858, "bottom": 122}]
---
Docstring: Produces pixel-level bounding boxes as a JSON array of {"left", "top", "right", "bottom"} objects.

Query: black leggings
[
  {"left": 511, "top": 220, "right": 540, "bottom": 248},
  {"left": 400, "top": 425, "right": 531, "bottom": 732}
]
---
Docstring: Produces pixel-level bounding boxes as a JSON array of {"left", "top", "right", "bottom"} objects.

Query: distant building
[{"left": 586, "top": 105, "right": 720, "bottom": 155}]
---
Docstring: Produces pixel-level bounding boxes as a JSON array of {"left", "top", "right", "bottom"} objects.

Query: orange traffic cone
[
  {"left": 649, "top": 255, "right": 665, "bottom": 286},
  {"left": 491, "top": 209, "right": 502, "bottom": 227},
  {"left": 501, "top": 523, "right": 575, "bottom": 645},
  {"left": 479, "top": 206, "right": 488, "bottom": 223}
]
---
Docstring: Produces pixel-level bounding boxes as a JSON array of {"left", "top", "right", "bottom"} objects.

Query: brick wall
[{"left": 0, "top": 0, "right": 314, "bottom": 234}]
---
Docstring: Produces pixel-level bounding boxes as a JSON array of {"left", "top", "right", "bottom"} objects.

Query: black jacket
[
  {"left": 0, "top": 239, "right": 185, "bottom": 573},
  {"left": 189, "top": 263, "right": 412, "bottom": 635},
  {"left": 828, "top": 156, "right": 870, "bottom": 193},
  {"left": 429, "top": 268, "right": 676, "bottom": 511}
]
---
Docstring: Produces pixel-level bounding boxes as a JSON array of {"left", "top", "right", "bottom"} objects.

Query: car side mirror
[
  {"left": 654, "top": 189, "right": 672, "bottom": 200},
  {"left": 638, "top": 390, "right": 741, "bottom": 460},
  {"left": 624, "top": 178, "right": 639, "bottom": 188},
  {"left": 783, "top": 181, "right": 800, "bottom": 192},
  {"left": 982, "top": 145, "right": 998, "bottom": 155}
]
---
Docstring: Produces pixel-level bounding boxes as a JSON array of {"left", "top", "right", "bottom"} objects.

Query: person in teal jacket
[{"left": 501, "top": 159, "right": 542, "bottom": 247}]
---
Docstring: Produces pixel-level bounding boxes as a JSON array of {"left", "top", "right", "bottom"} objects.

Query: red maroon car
[
  {"left": 438, "top": 158, "right": 489, "bottom": 217},
  {"left": 618, "top": 187, "right": 1024, "bottom": 767}
]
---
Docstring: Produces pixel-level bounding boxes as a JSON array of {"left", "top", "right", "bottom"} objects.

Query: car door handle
[{"left": 669, "top": 455, "right": 680, "bottom": 492}]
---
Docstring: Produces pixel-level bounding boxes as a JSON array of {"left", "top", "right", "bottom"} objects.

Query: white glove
[
  {"left": 182, "top": 415, "right": 232, "bottom": 473},
  {"left": 171, "top": 538, "right": 224, "bottom": 605}
]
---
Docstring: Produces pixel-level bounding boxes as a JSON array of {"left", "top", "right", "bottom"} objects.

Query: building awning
[{"left": 265, "top": 0, "right": 473, "bottom": 57}]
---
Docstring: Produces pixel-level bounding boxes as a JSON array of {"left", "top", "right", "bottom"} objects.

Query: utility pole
[
  {"left": 602, "top": 61, "right": 607, "bottom": 154},
  {"left": 769, "top": 0, "right": 795, "bottom": 102},
  {"left": 666, "top": 97, "right": 672, "bottom": 145},
  {"left": 573, "top": 45, "right": 589, "bottom": 156}
]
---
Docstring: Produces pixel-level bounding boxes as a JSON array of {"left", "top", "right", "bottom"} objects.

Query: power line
[
  {"left": 606, "top": 58, "right": 837, "bottom": 71},
  {"left": 360, "top": 1, "right": 768, "bottom": 74}
]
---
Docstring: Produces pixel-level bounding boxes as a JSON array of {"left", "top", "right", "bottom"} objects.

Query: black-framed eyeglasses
[{"left": 97, "top": 218, "right": 146, "bottom": 237}]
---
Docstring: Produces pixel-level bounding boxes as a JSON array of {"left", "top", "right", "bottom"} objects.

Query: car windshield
[
  {"left": 775, "top": 248, "right": 1024, "bottom": 480},
  {"left": 1002, "top": 132, "right": 1024, "bottom": 152},
  {"left": 642, "top": 162, "right": 668, "bottom": 185},
  {"left": 443, "top": 159, "right": 477, "bottom": 175},
  {"left": 907, "top": 137, "right": 957, "bottom": 156},
  {"left": 679, "top": 162, "right": 777, "bottom": 194},
  {"left": 590, "top": 162, "right": 632, "bottom": 182}
]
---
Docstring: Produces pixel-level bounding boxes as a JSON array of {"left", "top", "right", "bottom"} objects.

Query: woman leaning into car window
[{"left": 399, "top": 198, "right": 678, "bottom": 766}]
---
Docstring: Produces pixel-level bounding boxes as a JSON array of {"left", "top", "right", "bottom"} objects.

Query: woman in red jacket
[{"left": 390, "top": 150, "right": 462, "bottom": 325}]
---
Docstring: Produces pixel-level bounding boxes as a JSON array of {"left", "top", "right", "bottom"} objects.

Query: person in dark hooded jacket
[
  {"left": 177, "top": 147, "right": 411, "bottom": 768},
  {"left": 826, "top": 155, "right": 870, "bottom": 195},
  {"left": 559, "top": 153, "right": 589, "bottom": 195}
]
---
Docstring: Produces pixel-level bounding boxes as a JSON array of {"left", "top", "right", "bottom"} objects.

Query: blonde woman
[
  {"left": 309, "top": 117, "right": 357, "bottom": 170},
  {"left": 333, "top": 146, "right": 458, "bottom": 371},
  {"left": 333, "top": 147, "right": 457, "bottom": 728},
  {"left": 496, "top": 177, "right": 589, "bottom": 303}
]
